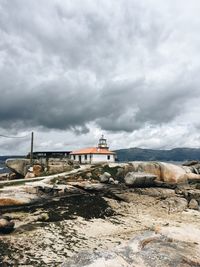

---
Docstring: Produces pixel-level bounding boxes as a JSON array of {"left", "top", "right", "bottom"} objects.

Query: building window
[
  {"left": 107, "top": 155, "right": 110, "bottom": 160},
  {"left": 85, "top": 155, "right": 87, "bottom": 160}
]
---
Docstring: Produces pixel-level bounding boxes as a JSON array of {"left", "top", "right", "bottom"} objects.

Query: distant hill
[{"left": 115, "top": 147, "right": 200, "bottom": 162}]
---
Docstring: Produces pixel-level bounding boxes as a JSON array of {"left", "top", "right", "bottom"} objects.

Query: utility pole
[{"left": 30, "top": 131, "right": 34, "bottom": 165}]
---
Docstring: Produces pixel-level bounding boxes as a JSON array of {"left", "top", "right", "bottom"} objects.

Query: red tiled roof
[{"left": 70, "top": 147, "right": 116, "bottom": 155}]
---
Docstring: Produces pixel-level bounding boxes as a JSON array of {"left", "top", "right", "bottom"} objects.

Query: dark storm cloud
[{"left": 0, "top": 0, "right": 200, "bottom": 134}]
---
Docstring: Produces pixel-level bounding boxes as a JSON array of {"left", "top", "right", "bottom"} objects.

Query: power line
[{"left": 0, "top": 133, "right": 30, "bottom": 139}]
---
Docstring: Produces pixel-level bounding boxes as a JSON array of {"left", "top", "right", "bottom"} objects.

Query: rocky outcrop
[
  {"left": 5, "top": 159, "right": 200, "bottom": 185},
  {"left": 0, "top": 173, "right": 8, "bottom": 181},
  {"left": 1, "top": 161, "right": 200, "bottom": 210},
  {"left": 25, "top": 172, "right": 35, "bottom": 179},
  {"left": 1, "top": 161, "right": 200, "bottom": 265},
  {"left": 182, "top": 160, "right": 200, "bottom": 174},
  {"left": 134, "top": 188, "right": 176, "bottom": 198},
  {"left": 0, "top": 216, "right": 15, "bottom": 233},
  {"left": 47, "top": 164, "right": 72, "bottom": 175},
  {"left": 0, "top": 179, "right": 89, "bottom": 208},
  {"left": 161, "top": 197, "right": 188, "bottom": 213},
  {"left": 8, "top": 172, "right": 21, "bottom": 180},
  {"left": 189, "top": 164, "right": 200, "bottom": 175},
  {"left": 99, "top": 172, "right": 111, "bottom": 183},
  {"left": 109, "top": 177, "right": 118, "bottom": 184},
  {"left": 188, "top": 199, "right": 199, "bottom": 210},
  {"left": 107, "top": 161, "right": 200, "bottom": 184},
  {"left": 124, "top": 172, "right": 157, "bottom": 187},
  {"left": 128, "top": 161, "right": 200, "bottom": 184},
  {"left": 62, "top": 226, "right": 200, "bottom": 267},
  {"left": 6, "top": 158, "right": 74, "bottom": 178},
  {"left": 6, "top": 158, "right": 30, "bottom": 176},
  {"left": 178, "top": 188, "right": 200, "bottom": 202},
  {"left": 33, "top": 164, "right": 43, "bottom": 177},
  {"left": 0, "top": 193, "right": 38, "bottom": 207},
  {"left": 183, "top": 160, "right": 200, "bottom": 166}
]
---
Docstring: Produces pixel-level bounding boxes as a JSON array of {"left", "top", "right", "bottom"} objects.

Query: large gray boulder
[
  {"left": 6, "top": 158, "right": 30, "bottom": 176},
  {"left": 188, "top": 199, "right": 199, "bottom": 210},
  {"left": 128, "top": 161, "right": 200, "bottom": 184},
  {"left": 99, "top": 172, "right": 111, "bottom": 183},
  {"left": 124, "top": 172, "right": 157, "bottom": 187}
]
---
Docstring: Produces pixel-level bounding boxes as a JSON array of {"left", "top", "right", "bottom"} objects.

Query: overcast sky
[{"left": 0, "top": 0, "right": 200, "bottom": 155}]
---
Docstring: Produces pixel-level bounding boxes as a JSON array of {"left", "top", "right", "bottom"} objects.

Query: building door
[{"left": 79, "top": 155, "right": 82, "bottom": 164}]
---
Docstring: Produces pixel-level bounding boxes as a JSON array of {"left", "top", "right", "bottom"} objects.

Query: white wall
[
  {"left": 70, "top": 154, "right": 115, "bottom": 164},
  {"left": 92, "top": 154, "right": 115, "bottom": 163},
  {"left": 70, "top": 154, "right": 91, "bottom": 163}
]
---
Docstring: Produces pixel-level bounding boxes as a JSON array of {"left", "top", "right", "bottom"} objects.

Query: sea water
[{"left": 0, "top": 161, "right": 10, "bottom": 174}]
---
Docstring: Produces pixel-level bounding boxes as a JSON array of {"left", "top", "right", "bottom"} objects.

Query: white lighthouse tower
[{"left": 98, "top": 135, "right": 109, "bottom": 149}]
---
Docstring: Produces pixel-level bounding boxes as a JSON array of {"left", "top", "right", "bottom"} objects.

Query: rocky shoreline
[{"left": 0, "top": 161, "right": 200, "bottom": 266}]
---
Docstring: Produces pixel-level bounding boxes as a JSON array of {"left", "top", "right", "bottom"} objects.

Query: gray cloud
[{"left": 0, "top": 0, "right": 200, "bottom": 153}]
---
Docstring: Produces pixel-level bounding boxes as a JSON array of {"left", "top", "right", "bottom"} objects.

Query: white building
[{"left": 70, "top": 135, "right": 116, "bottom": 164}]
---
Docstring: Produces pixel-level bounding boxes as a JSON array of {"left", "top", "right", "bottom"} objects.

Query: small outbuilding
[{"left": 70, "top": 135, "right": 116, "bottom": 164}]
